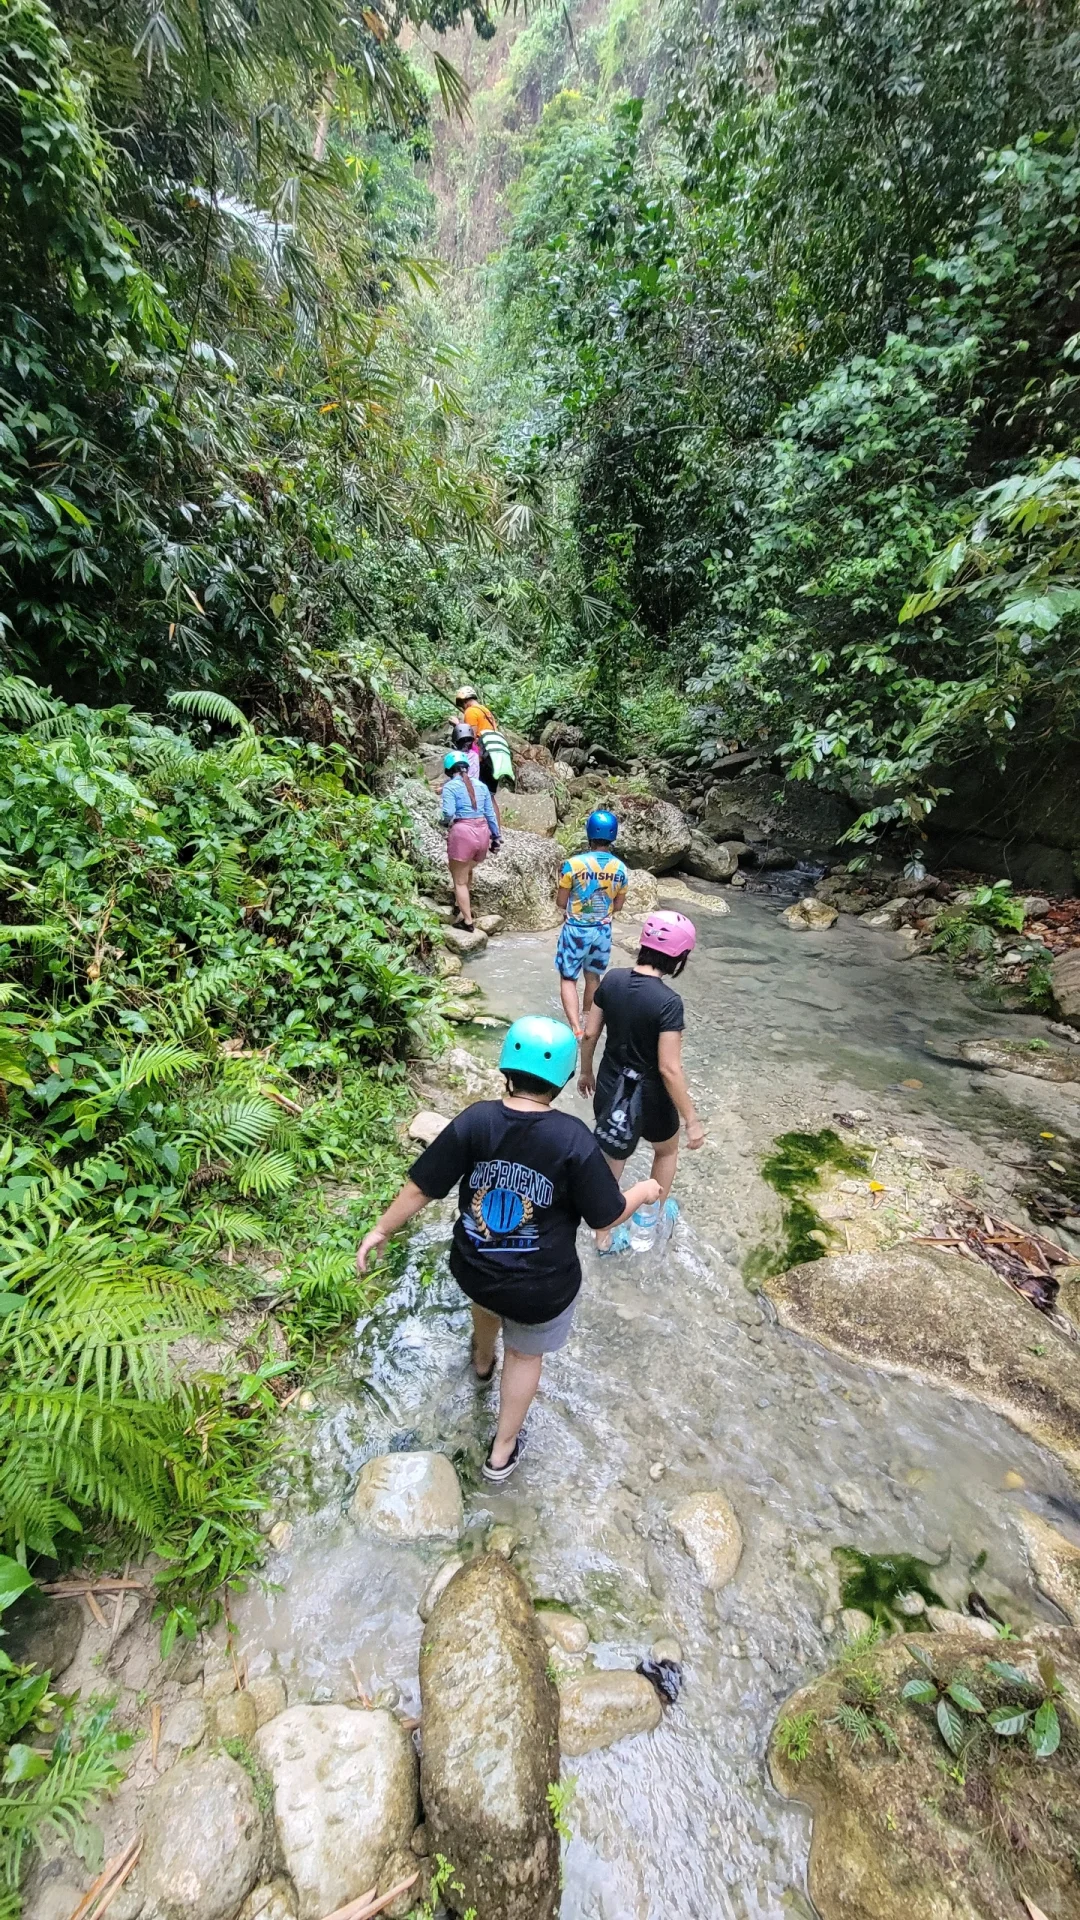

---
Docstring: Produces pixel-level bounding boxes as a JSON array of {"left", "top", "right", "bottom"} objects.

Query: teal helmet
[
  {"left": 498, "top": 1015, "right": 578, "bottom": 1090},
  {"left": 586, "top": 808, "right": 618, "bottom": 843},
  {"left": 444, "top": 750, "right": 468, "bottom": 773}
]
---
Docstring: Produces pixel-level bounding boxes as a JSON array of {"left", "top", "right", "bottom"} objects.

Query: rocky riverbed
[{"left": 15, "top": 877, "right": 1080, "bottom": 1920}]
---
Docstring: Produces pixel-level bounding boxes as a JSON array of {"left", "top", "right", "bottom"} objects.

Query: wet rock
[
  {"left": 418, "top": 1556, "right": 465, "bottom": 1622},
  {"left": 683, "top": 831, "right": 739, "bottom": 883},
  {"left": 202, "top": 1663, "right": 238, "bottom": 1704},
  {"left": 474, "top": 913, "right": 503, "bottom": 933},
  {"left": 860, "top": 897, "right": 911, "bottom": 931},
  {"left": 237, "top": 1881, "right": 297, "bottom": 1920},
  {"left": 957, "top": 1037, "right": 1080, "bottom": 1082},
  {"left": 636, "top": 1657, "right": 682, "bottom": 1704},
  {"left": 671, "top": 1491, "right": 743, "bottom": 1590},
  {"left": 500, "top": 791, "right": 557, "bottom": 837},
  {"left": 267, "top": 1521, "right": 292, "bottom": 1553},
  {"left": 247, "top": 1674, "right": 287, "bottom": 1728},
  {"left": 2, "top": 1592, "right": 83, "bottom": 1680},
  {"left": 433, "top": 950, "right": 462, "bottom": 978},
  {"left": 158, "top": 1697, "right": 208, "bottom": 1758},
  {"left": 140, "top": 1752, "right": 263, "bottom": 1920},
  {"left": 558, "top": 1670, "right": 662, "bottom": 1756},
  {"left": 256, "top": 1706, "right": 417, "bottom": 1920},
  {"left": 439, "top": 1047, "right": 504, "bottom": 1103},
  {"left": 612, "top": 798, "right": 692, "bottom": 874},
  {"left": 764, "top": 1246, "right": 1080, "bottom": 1475},
  {"left": 622, "top": 867, "right": 659, "bottom": 918},
  {"left": 839, "top": 1608, "right": 873, "bottom": 1639},
  {"left": 760, "top": 847, "right": 795, "bottom": 870},
  {"left": 374, "top": 1850, "right": 422, "bottom": 1919},
  {"left": 923, "top": 1606, "right": 1000, "bottom": 1640},
  {"left": 771, "top": 1624, "right": 1080, "bottom": 1920},
  {"left": 349, "top": 1452, "right": 463, "bottom": 1541},
  {"left": 443, "top": 925, "right": 488, "bottom": 957},
  {"left": 514, "top": 760, "right": 555, "bottom": 793},
  {"left": 778, "top": 898, "right": 838, "bottom": 932},
  {"left": 419, "top": 1554, "right": 560, "bottom": 1920},
  {"left": 1017, "top": 1510, "right": 1080, "bottom": 1625},
  {"left": 487, "top": 1523, "right": 520, "bottom": 1558},
  {"left": 407, "top": 1110, "right": 450, "bottom": 1146},
  {"left": 730, "top": 870, "right": 747, "bottom": 888},
  {"left": 538, "top": 1610, "right": 589, "bottom": 1654},
  {"left": 893, "top": 1591, "right": 926, "bottom": 1618},
  {"left": 470, "top": 830, "right": 563, "bottom": 931},
  {"left": 212, "top": 1688, "right": 258, "bottom": 1743},
  {"left": 831, "top": 1481, "right": 868, "bottom": 1517},
  {"left": 1051, "top": 948, "right": 1080, "bottom": 1024},
  {"left": 650, "top": 1636, "right": 682, "bottom": 1664}
]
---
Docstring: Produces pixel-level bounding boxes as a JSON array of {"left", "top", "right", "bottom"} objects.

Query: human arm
[
  {"left": 577, "top": 1000, "right": 605, "bottom": 1096},
  {"left": 356, "top": 1180, "right": 432, "bottom": 1274},
  {"left": 441, "top": 782, "right": 457, "bottom": 823},
  {"left": 657, "top": 1030, "right": 705, "bottom": 1148},
  {"left": 612, "top": 1176, "right": 661, "bottom": 1222},
  {"left": 571, "top": 1138, "right": 660, "bottom": 1230}
]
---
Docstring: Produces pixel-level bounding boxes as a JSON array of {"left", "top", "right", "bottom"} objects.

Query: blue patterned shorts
[{"left": 555, "top": 918, "right": 612, "bottom": 980}]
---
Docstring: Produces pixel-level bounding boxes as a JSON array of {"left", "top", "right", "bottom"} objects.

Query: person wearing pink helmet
[{"left": 577, "top": 909, "right": 705, "bottom": 1251}]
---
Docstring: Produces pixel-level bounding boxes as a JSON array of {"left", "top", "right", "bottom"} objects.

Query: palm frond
[{"left": 167, "top": 690, "right": 254, "bottom": 735}]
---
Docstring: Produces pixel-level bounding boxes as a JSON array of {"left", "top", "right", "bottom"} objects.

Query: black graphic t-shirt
[
  {"left": 594, "top": 968, "right": 685, "bottom": 1083},
  {"left": 409, "top": 1102, "right": 624, "bottom": 1323}
]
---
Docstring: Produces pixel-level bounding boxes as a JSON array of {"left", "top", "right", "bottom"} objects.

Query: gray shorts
[{"left": 501, "top": 1299, "right": 577, "bottom": 1355}]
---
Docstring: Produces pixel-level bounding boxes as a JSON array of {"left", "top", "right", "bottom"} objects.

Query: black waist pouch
[{"left": 594, "top": 1066, "right": 643, "bottom": 1156}]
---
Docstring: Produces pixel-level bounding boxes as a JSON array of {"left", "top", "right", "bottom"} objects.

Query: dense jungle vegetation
[{"left": 1, "top": 0, "right": 1079, "bottom": 1894}]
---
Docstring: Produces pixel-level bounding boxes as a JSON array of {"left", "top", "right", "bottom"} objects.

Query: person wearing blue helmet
[
  {"left": 356, "top": 1015, "right": 659, "bottom": 1482},
  {"left": 554, "top": 808, "right": 628, "bottom": 1038}
]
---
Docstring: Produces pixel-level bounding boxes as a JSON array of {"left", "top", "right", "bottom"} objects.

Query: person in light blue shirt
[{"left": 441, "top": 752, "right": 501, "bottom": 931}]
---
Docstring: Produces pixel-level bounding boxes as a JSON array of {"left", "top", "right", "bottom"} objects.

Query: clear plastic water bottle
[{"left": 629, "top": 1200, "right": 660, "bottom": 1251}]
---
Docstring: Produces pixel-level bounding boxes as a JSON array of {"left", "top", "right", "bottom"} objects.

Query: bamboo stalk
[
  {"left": 65, "top": 1837, "right": 142, "bottom": 1920},
  {"left": 317, "top": 1888, "right": 377, "bottom": 1920}
]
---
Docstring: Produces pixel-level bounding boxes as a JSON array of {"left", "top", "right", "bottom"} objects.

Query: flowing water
[{"left": 234, "top": 887, "right": 1080, "bottom": 1920}]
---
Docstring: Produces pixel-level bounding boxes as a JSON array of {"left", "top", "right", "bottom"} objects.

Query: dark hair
[
  {"left": 586, "top": 838, "right": 611, "bottom": 851},
  {"left": 502, "top": 1068, "right": 557, "bottom": 1099},
  {"left": 637, "top": 944, "right": 688, "bottom": 978}
]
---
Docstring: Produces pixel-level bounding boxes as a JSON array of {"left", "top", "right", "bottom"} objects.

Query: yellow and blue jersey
[{"left": 559, "top": 850, "right": 628, "bottom": 925}]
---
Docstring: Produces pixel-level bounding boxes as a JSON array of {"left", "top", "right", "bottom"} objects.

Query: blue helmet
[
  {"left": 444, "top": 751, "right": 468, "bottom": 774},
  {"left": 498, "top": 1016, "right": 578, "bottom": 1089},
  {"left": 586, "top": 808, "right": 618, "bottom": 844}
]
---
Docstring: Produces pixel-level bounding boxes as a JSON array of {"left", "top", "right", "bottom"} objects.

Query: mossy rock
[{"left": 771, "top": 1624, "right": 1080, "bottom": 1919}]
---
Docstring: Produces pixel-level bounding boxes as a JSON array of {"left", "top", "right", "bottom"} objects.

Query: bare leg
[
  {"left": 595, "top": 1152, "right": 627, "bottom": 1250},
  {"left": 649, "top": 1131, "right": 680, "bottom": 1205},
  {"left": 448, "top": 856, "right": 473, "bottom": 927},
  {"left": 470, "top": 1302, "right": 499, "bottom": 1376},
  {"left": 559, "top": 973, "right": 583, "bottom": 1036},
  {"left": 489, "top": 1345, "right": 543, "bottom": 1467},
  {"left": 582, "top": 969, "right": 601, "bottom": 1017}
]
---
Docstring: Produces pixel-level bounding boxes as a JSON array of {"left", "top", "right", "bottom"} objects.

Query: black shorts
[{"left": 594, "top": 1055, "right": 678, "bottom": 1155}]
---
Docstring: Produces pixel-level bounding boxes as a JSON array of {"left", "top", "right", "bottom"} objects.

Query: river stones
[
  {"left": 408, "top": 1110, "right": 450, "bottom": 1145},
  {"left": 764, "top": 1247, "right": 1080, "bottom": 1475},
  {"left": 1017, "top": 1510, "right": 1080, "bottom": 1624},
  {"left": 671, "top": 1490, "right": 743, "bottom": 1590},
  {"left": 770, "top": 1624, "right": 1080, "bottom": 1920},
  {"left": 558, "top": 1670, "right": 662, "bottom": 1756},
  {"left": 683, "top": 830, "right": 740, "bottom": 882},
  {"left": 349, "top": 1452, "right": 463, "bottom": 1540},
  {"left": 442, "top": 925, "right": 488, "bottom": 956},
  {"left": 247, "top": 1673, "right": 288, "bottom": 1727},
  {"left": 139, "top": 1752, "right": 263, "bottom": 1920},
  {"left": 419, "top": 1553, "right": 560, "bottom": 1920},
  {"left": 778, "top": 897, "right": 839, "bottom": 931},
  {"left": 255, "top": 1706, "right": 417, "bottom": 1920},
  {"left": 538, "top": 1609, "right": 589, "bottom": 1654},
  {"left": 1051, "top": 948, "right": 1080, "bottom": 1023},
  {"left": 500, "top": 791, "right": 557, "bottom": 836},
  {"left": 611, "top": 797, "right": 692, "bottom": 874}
]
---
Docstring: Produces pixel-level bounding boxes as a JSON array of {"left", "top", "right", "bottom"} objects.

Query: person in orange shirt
[
  {"left": 455, "top": 684, "right": 498, "bottom": 736},
  {"left": 453, "top": 685, "right": 514, "bottom": 827}
]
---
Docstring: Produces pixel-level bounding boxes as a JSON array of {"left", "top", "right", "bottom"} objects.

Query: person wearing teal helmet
[
  {"left": 554, "top": 808, "right": 628, "bottom": 1038},
  {"left": 441, "top": 751, "right": 500, "bottom": 932},
  {"left": 356, "top": 1015, "right": 659, "bottom": 1482}
]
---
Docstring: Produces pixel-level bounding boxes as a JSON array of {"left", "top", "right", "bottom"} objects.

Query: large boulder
[
  {"left": 256, "top": 1707, "right": 417, "bottom": 1920},
  {"left": 770, "top": 1624, "right": 1080, "bottom": 1920},
  {"left": 514, "top": 759, "right": 556, "bottom": 793},
  {"left": 139, "top": 1752, "right": 263, "bottom": 1920},
  {"left": 471, "top": 831, "right": 563, "bottom": 930},
  {"left": 2, "top": 1590, "right": 83, "bottom": 1679},
  {"left": 764, "top": 1247, "right": 1080, "bottom": 1474},
  {"left": 622, "top": 868, "right": 659, "bottom": 918},
  {"left": 683, "top": 831, "right": 740, "bottom": 882},
  {"left": 499, "top": 791, "right": 557, "bottom": 836},
  {"left": 419, "top": 1554, "right": 560, "bottom": 1920},
  {"left": 348, "top": 1452, "right": 463, "bottom": 1540},
  {"left": 610, "top": 797, "right": 691, "bottom": 874},
  {"left": 558, "top": 1670, "right": 661, "bottom": 1756},
  {"left": 1052, "top": 948, "right": 1080, "bottom": 1024}
]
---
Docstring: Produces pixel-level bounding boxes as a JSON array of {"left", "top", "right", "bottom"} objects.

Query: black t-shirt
[
  {"left": 594, "top": 968, "right": 685, "bottom": 1083},
  {"left": 409, "top": 1101, "right": 625, "bottom": 1323}
]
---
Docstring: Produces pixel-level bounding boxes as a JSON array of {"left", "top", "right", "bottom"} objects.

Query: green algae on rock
[
  {"left": 764, "top": 1246, "right": 1080, "bottom": 1476},
  {"left": 747, "top": 1129, "right": 870, "bottom": 1278},
  {"left": 770, "top": 1624, "right": 1080, "bottom": 1920},
  {"left": 834, "top": 1547, "right": 946, "bottom": 1631}
]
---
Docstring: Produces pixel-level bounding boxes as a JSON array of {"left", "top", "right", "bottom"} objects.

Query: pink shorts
[{"left": 447, "top": 817, "right": 491, "bottom": 864}]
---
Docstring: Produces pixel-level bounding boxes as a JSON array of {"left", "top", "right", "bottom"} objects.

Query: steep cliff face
[{"left": 928, "top": 739, "right": 1080, "bottom": 894}]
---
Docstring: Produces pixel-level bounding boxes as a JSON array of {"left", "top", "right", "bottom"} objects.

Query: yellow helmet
[{"left": 455, "top": 684, "right": 478, "bottom": 705}]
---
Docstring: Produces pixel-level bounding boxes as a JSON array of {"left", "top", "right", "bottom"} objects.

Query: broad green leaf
[
  {"left": 986, "top": 1659, "right": 1030, "bottom": 1687},
  {"left": 947, "top": 1682, "right": 985, "bottom": 1715},
  {"left": 988, "top": 1706, "right": 1031, "bottom": 1737},
  {"left": 2, "top": 1743, "right": 50, "bottom": 1784},
  {"left": 936, "top": 1697, "right": 965, "bottom": 1753},
  {"left": 1028, "top": 1701, "right": 1060, "bottom": 1758},
  {"left": 901, "top": 1677, "right": 937, "bottom": 1703},
  {"left": 0, "top": 1556, "right": 34, "bottom": 1612}
]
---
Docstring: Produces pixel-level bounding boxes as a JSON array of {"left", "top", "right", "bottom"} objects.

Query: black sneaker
[{"left": 482, "top": 1434, "right": 524, "bottom": 1483}]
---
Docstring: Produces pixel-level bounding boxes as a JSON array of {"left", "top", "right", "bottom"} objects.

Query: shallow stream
[{"left": 235, "top": 888, "right": 1080, "bottom": 1920}]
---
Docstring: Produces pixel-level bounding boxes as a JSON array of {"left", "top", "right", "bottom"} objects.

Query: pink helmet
[{"left": 641, "top": 909, "right": 697, "bottom": 957}]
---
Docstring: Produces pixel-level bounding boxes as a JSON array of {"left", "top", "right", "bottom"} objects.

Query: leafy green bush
[
  {"left": 931, "top": 881, "right": 1025, "bottom": 959},
  {"left": 0, "top": 685, "right": 434, "bottom": 1635}
]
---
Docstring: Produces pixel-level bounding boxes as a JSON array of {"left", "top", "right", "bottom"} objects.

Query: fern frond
[
  {"left": 167, "top": 690, "right": 253, "bottom": 735},
  {"left": 0, "top": 675, "right": 57, "bottom": 725},
  {"left": 232, "top": 1150, "right": 297, "bottom": 1197},
  {"left": 179, "top": 1097, "right": 278, "bottom": 1161}
]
